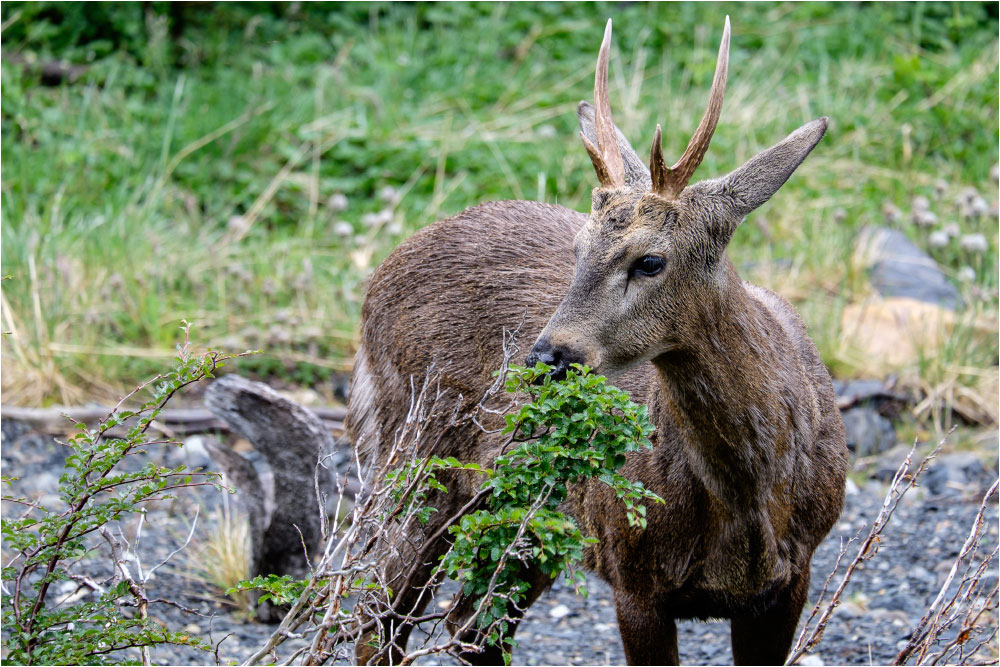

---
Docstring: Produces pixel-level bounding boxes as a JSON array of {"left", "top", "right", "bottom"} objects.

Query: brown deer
[{"left": 347, "top": 17, "right": 848, "bottom": 666}]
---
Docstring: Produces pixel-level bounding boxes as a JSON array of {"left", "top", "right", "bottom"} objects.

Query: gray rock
[
  {"left": 856, "top": 226, "right": 963, "bottom": 309},
  {"left": 872, "top": 444, "right": 916, "bottom": 482},
  {"left": 842, "top": 407, "right": 896, "bottom": 457},
  {"left": 924, "top": 452, "right": 988, "bottom": 497}
]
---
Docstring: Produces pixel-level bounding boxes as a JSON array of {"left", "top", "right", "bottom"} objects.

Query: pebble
[{"left": 548, "top": 603, "right": 571, "bottom": 620}]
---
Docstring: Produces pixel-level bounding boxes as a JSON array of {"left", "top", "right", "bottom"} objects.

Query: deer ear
[
  {"left": 702, "top": 117, "right": 827, "bottom": 222},
  {"left": 578, "top": 101, "right": 651, "bottom": 189}
]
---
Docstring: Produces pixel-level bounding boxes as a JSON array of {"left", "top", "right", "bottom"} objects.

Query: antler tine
[
  {"left": 653, "top": 16, "right": 731, "bottom": 199},
  {"left": 649, "top": 124, "right": 667, "bottom": 195},
  {"left": 591, "top": 19, "right": 625, "bottom": 188}
]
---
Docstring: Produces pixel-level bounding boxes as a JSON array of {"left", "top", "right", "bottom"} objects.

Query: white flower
[
  {"left": 957, "top": 266, "right": 976, "bottom": 282},
  {"left": 333, "top": 221, "right": 353, "bottom": 237}
]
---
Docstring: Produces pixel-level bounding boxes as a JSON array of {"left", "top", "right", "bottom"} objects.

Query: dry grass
[{"left": 183, "top": 493, "right": 254, "bottom": 615}]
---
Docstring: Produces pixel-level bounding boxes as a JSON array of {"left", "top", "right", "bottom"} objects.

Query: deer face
[{"left": 526, "top": 18, "right": 828, "bottom": 379}]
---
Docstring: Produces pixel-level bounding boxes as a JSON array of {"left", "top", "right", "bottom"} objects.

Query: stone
[
  {"left": 872, "top": 444, "right": 916, "bottom": 482},
  {"left": 841, "top": 407, "right": 896, "bottom": 457},
  {"left": 924, "top": 452, "right": 988, "bottom": 497},
  {"left": 549, "top": 603, "right": 571, "bottom": 620},
  {"left": 854, "top": 226, "right": 962, "bottom": 309},
  {"left": 797, "top": 654, "right": 825, "bottom": 666}
]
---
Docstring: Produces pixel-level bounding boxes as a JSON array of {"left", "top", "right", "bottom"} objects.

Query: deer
[{"left": 347, "top": 17, "right": 849, "bottom": 666}]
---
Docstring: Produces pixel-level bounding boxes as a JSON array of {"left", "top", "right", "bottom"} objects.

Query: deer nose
[{"left": 525, "top": 337, "right": 580, "bottom": 382}]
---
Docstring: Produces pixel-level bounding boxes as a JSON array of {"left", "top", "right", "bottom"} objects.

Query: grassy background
[{"left": 2, "top": 2, "right": 997, "bottom": 424}]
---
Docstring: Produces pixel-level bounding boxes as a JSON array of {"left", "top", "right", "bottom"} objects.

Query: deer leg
[
  {"left": 730, "top": 567, "right": 810, "bottom": 666},
  {"left": 448, "top": 565, "right": 553, "bottom": 666},
  {"left": 614, "top": 591, "right": 679, "bottom": 666}
]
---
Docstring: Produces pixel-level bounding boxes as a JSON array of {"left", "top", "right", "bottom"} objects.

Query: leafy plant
[
  {"left": 1, "top": 325, "right": 244, "bottom": 665},
  {"left": 437, "top": 363, "right": 661, "bottom": 654}
]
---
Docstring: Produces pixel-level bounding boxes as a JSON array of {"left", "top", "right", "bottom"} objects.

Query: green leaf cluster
[{"left": 438, "top": 363, "right": 661, "bottom": 656}]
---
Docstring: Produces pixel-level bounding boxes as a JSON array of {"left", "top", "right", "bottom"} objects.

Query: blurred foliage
[{"left": 1, "top": 2, "right": 997, "bottom": 405}]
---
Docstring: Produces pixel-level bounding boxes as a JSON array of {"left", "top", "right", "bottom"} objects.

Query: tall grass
[{"left": 2, "top": 2, "right": 997, "bottom": 413}]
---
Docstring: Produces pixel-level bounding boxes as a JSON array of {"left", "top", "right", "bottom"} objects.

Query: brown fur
[{"left": 347, "top": 27, "right": 848, "bottom": 667}]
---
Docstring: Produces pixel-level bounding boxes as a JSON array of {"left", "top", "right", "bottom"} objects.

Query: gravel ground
[{"left": 3, "top": 419, "right": 997, "bottom": 666}]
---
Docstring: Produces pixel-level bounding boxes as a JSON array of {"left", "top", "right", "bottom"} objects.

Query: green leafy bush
[
  {"left": 437, "top": 363, "right": 661, "bottom": 652},
  {"left": 1, "top": 327, "right": 241, "bottom": 665}
]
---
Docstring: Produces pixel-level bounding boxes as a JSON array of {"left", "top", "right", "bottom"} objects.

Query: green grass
[{"left": 2, "top": 2, "right": 997, "bottom": 412}]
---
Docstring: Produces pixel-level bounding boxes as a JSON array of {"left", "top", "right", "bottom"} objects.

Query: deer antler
[
  {"left": 582, "top": 19, "right": 626, "bottom": 189},
  {"left": 651, "top": 16, "right": 731, "bottom": 199}
]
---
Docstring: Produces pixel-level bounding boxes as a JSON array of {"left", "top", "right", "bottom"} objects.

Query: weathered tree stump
[{"left": 204, "top": 375, "right": 336, "bottom": 620}]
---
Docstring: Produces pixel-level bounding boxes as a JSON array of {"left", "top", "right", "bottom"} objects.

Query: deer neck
[{"left": 651, "top": 266, "right": 795, "bottom": 508}]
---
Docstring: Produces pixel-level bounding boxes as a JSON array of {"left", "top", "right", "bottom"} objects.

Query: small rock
[
  {"left": 549, "top": 603, "right": 571, "bottom": 620},
  {"left": 855, "top": 226, "right": 962, "bottom": 309},
  {"left": 872, "top": 444, "right": 916, "bottom": 482},
  {"left": 182, "top": 623, "right": 202, "bottom": 634},
  {"left": 797, "top": 654, "right": 825, "bottom": 666},
  {"left": 845, "top": 477, "right": 860, "bottom": 496},
  {"left": 924, "top": 452, "right": 988, "bottom": 497},
  {"left": 842, "top": 407, "right": 896, "bottom": 457}
]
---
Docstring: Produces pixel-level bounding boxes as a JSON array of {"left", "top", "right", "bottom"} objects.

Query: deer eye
[{"left": 628, "top": 255, "right": 666, "bottom": 278}]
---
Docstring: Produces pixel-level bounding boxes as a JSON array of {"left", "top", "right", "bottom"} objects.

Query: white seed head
[
  {"left": 957, "top": 266, "right": 977, "bottom": 282},
  {"left": 911, "top": 195, "right": 931, "bottom": 212},
  {"left": 333, "top": 221, "right": 353, "bottom": 237},
  {"left": 927, "top": 230, "right": 950, "bottom": 248},
  {"left": 912, "top": 210, "right": 938, "bottom": 227},
  {"left": 327, "top": 193, "right": 349, "bottom": 212},
  {"left": 378, "top": 186, "right": 401, "bottom": 205},
  {"left": 881, "top": 201, "right": 902, "bottom": 223},
  {"left": 959, "top": 233, "right": 988, "bottom": 254}
]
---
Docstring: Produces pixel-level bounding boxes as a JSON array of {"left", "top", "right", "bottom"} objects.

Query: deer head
[{"left": 526, "top": 17, "right": 828, "bottom": 379}]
